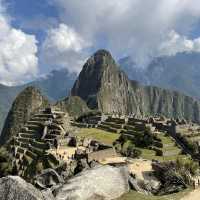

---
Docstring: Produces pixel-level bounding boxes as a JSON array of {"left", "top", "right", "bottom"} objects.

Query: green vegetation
[
  {"left": 0, "top": 147, "right": 14, "bottom": 177},
  {"left": 77, "top": 128, "right": 120, "bottom": 145},
  {"left": 176, "top": 157, "right": 200, "bottom": 176},
  {"left": 122, "top": 140, "right": 187, "bottom": 162},
  {"left": 56, "top": 96, "right": 90, "bottom": 118},
  {"left": 133, "top": 127, "right": 154, "bottom": 147},
  {"left": 152, "top": 158, "right": 199, "bottom": 196},
  {"left": 118, "top": 189, "right": 191, "bottom": 200},
  {"left": 124, "top": 143, "right": 142, "bottom": 158}
]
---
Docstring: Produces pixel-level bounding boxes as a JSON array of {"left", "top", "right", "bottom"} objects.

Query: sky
[{"left": 1, "top": 0, "right": 200, "bottom": 85}]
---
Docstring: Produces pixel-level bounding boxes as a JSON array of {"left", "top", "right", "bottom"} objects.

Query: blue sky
[
  {"left": 7, "top": 0, "right": 58, "bottom": 42},
  {"left": 1, "top": 0, "right": 200, "bottom": 85}
]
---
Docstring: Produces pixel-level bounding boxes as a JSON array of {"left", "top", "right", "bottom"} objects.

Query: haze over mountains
[{"left": 119, "top": 52, "right": 200, "bottom": 99}]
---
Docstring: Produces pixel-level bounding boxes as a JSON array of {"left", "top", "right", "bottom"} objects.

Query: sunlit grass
[{"left": 76, "top": 128, "right": 120, "bottom": 145}]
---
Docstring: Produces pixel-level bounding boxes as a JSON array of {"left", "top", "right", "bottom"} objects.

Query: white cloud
[
  {"left": 159, "top": 30, "right": 200, "bottom": 56},
  {"left": 50, "top": 0, "right": 200, "bottom": 66},
  {"left": 40, "top": 23, "right": 90, "bottom": 73},
  {"left": 0, "top": 1, "right": 38, "bottom": 86}
]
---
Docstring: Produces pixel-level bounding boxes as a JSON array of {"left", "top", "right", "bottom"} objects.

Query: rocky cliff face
[
  {"left": 71, "top": 50, "right": 200, "bottom": 122},
  {"left": 0, "top": 86, "right": 49, "bottom": 145},
  {"left": 71, "top": 50, "right": 138, "bottom": 114}
]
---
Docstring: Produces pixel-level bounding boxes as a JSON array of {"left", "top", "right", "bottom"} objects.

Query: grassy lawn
[
  {"left": 118, "top": 189, "right": 191, "bottom": 200},
  {"left": 157, "top": 134, "right": 175, "bottom": 143},
  {"left": 123, "top": 140, "right": 188, "bottom": 162},
  {"left": 162, "top": 145, "right": 180, "bottom": 151},
  {"left": 138, "top": 148, "right": 187, "bottom": 162},
  {"left": 76, "top": 128, "right": 120, "bottom": 145}
]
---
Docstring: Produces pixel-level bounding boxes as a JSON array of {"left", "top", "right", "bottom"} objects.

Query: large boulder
[
  {"left": 0, "top": 176, "right": 54, "bottom": 200},
  {"left": 55, "top": 165, "right": 129, "bottom": 200}
]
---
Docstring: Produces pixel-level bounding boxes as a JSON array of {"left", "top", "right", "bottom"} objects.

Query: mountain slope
[
  {"left": 119, "top": 52, "right": 200, "bottom": 99},
  {"left": 0, "top": 69, "right": 77, "bottom": 133},
  {"left": 0, "top": 87, "right": 49, "bottom": 145},
  {"left": 72, "top": 49, "right": 200, "bottom": 122}
]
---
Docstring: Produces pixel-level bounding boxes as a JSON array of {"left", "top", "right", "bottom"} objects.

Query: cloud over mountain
[
  {"left": 40, "top": 23, "right": 90, "bottom": 73},
  {"left": 51, "top": 0, "right": 200, "bottom": 66},
  {"left": 2, "top": 0, "right": 200, "bottom": 85},
  {"left": 158, "top": 30, "right": 200, "bottom": 56}
]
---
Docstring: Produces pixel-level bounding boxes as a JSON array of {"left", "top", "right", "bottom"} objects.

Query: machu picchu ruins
[{"left": 1, "top": 49, "right": 200, "bottom": 200}]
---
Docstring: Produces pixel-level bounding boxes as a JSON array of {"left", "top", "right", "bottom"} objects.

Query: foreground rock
[
  {"left": 55, "top": 165, "right": 129, "bottom": 200},
  {"left": 0, "top": 176, "right": 54, "bottom": 200}
]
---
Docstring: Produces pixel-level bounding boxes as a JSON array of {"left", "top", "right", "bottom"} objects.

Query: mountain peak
[
  {"left": 0, "top": 86, "right": 49, "bottom": 145},
  {"left": 93, "top": 49, "right": 112, "bottom": 58},
  {"left": 71, "top": 49, "right": 120, "bottom": 109},
  {"left": 83, "top": 49, "right": 116, "bottom": 70}
]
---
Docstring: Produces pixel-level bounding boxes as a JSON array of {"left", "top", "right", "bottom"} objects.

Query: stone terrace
[{"left": 10, "top": 108, "right": 69, "bottom": 176}]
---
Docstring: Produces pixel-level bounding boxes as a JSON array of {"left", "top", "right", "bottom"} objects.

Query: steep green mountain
[
  {"left": 56, "top": 96, "right": 90, "bottom": 118},
  {"left": 119, "top": 52, "right": 200, "bottom": 99},
  {"left": 0, "top": 87, "right": 49, "bottom": 145},
  {"left": 72, "top": 50, "right": 200, "bottom": 122},
  {"left": 0, "top": 69, "right": 77, "bottom": 133}
]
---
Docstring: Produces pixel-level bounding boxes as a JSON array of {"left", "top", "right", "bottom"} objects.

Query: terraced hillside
[
  {"left": 72, "top": 116, "right": 188, "bottom": 162},
  {"left": 10, "top": 109, "right": 70, "bottom": 179},
  {"left": 175, "top": 124, "right": 200, "bottom": 156}
]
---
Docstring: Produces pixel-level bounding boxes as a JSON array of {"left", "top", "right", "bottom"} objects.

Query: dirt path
[
  {"left": 128, "top": 159, "right": 153, "bottom": 180},
  {"left": 181, "top": 189, "right": 200, "bottom": 200},
  {"left": 48, "top": 146, "right": 86, "bottom": 162}
]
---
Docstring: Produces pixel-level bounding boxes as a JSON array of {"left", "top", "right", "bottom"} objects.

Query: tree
[{"left": 134, "top": 127, "right": 154, "bottom": 148}]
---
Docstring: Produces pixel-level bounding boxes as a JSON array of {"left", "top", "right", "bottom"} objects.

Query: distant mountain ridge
[
  {"left": 72, "top": 49, "right": 200, "bottom": 122},
  {"left": 119, "top": 52, "right": 200, "bottom": 99}
]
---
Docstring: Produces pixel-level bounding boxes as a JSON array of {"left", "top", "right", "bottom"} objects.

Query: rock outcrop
[
  {"left": 0, "top": 86, "right": 49, "bottom": 145},
  {"left": 71, "top": 49, "right": 200, "bottom": 122},
  {"left": 0, "top": 176, "right": 54, "bottom": 200},
  {"left": 55, "top": 165, "right": 129, "bottom": 200}
]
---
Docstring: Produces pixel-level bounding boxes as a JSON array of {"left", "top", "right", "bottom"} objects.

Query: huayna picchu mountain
[
  {"left": 0, "top": 87, "right": 49, "bottom": 145},
  {"left": 71, "top": 49, "right": 200, "bottom": 122}
]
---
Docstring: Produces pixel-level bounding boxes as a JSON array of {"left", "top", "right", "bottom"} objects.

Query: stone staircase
[{"left": 10, "top": 108, "right": 69, "bottom": 177}]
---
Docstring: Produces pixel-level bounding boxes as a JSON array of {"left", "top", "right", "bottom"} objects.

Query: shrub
[
  {"left": 0, "top": 147, "right": 14, "bottom": 177},
  {"left": 134, "top": 127, "right": 154, "bottom": 148},
  {"left": 126, "top": 144, "right": 142, "bottom": 158}
]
